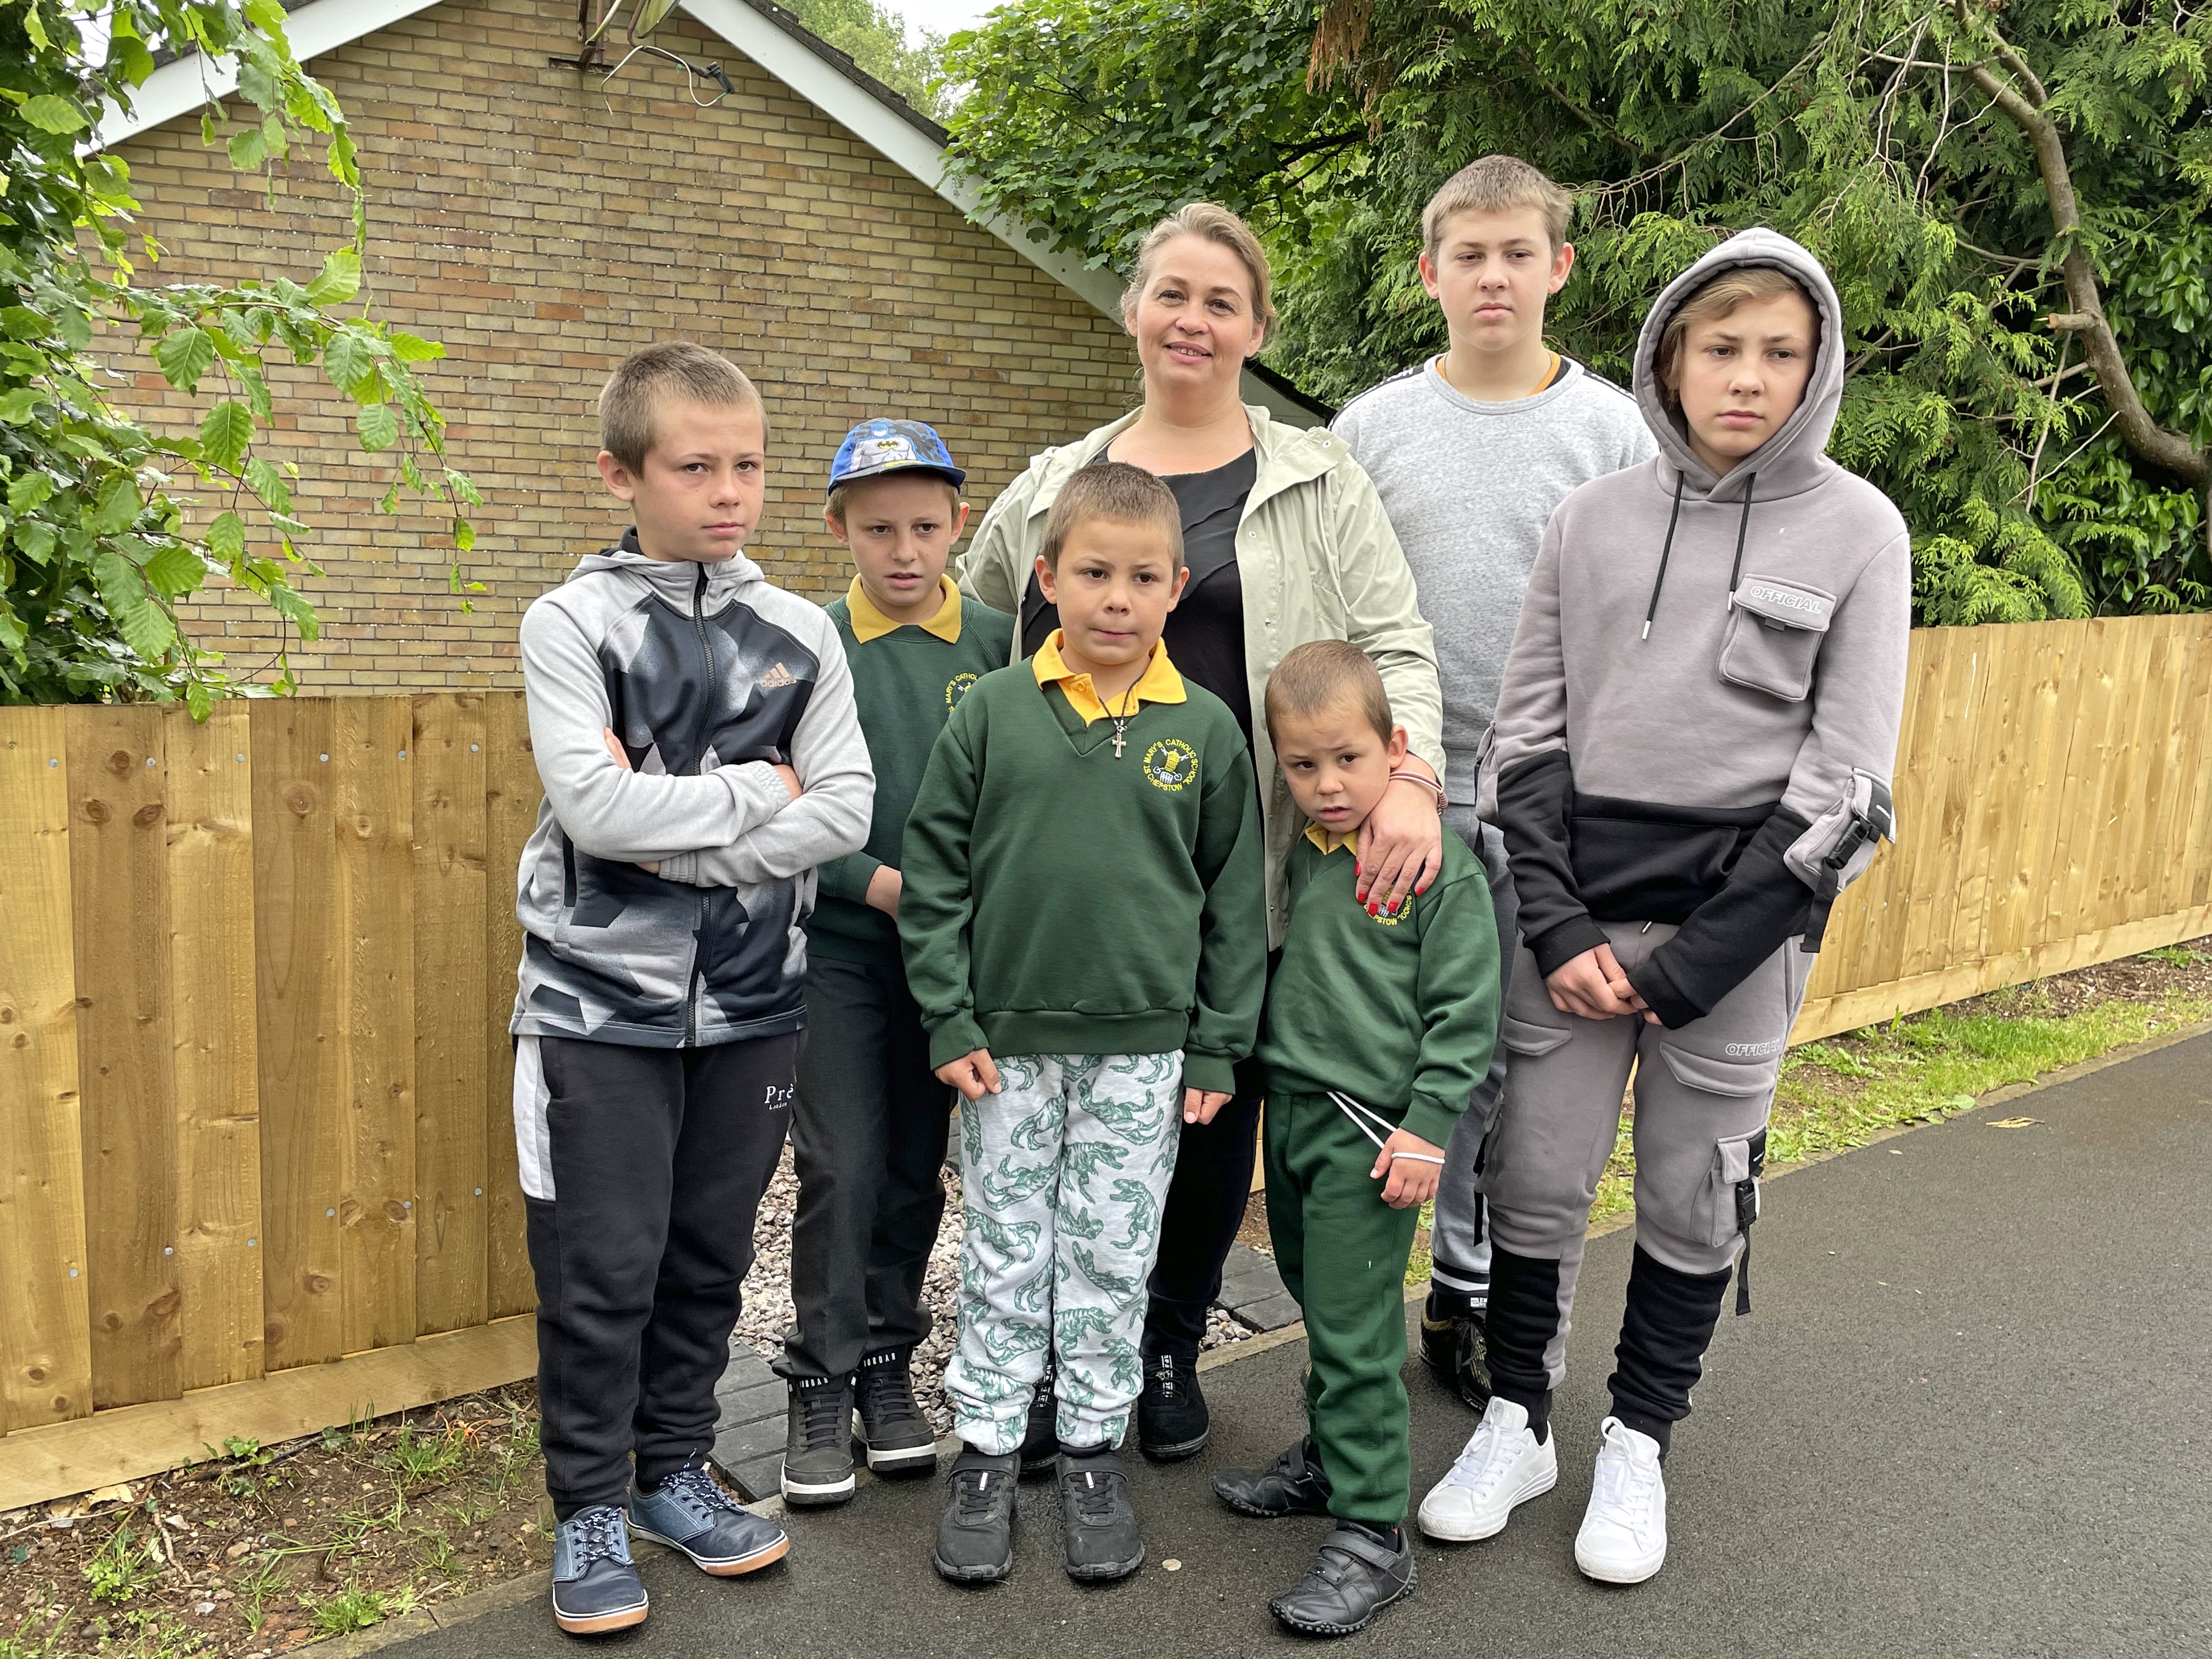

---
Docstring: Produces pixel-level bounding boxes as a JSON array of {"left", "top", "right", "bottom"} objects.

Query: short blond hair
[
  {"left": 599, "top": 343, "right": 764, "bottom": 473},
  {"left": 1040, "top": 462, "right": 1184, "bottom": 571},
  {"left": 1422, "top": 155, "right": 1574, "bottom": 257},
  {"left": 1655, "top": 266, "right": 1818, "bottom": 405},
  {"left": 1265, "top": 640, "right": 1392, "bottom": 746},
  {"left": 1121, "top": 202, "right": 1278, "bottom": 348}
]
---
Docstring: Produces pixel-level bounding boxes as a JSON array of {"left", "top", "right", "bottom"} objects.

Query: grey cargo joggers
[{"left": 1479, "top": 919, "right": 1812, "bottom": 1448}]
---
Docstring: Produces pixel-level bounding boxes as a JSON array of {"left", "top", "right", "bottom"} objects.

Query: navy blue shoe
[
  {"left": 629, "top": 1458, "right": 791, "bottom": 1577},
  {"left": 550, "top": 1505, "right": 648, "bottom": 1635}
]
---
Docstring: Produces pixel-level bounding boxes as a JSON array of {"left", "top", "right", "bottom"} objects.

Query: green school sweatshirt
[
  {"left": 1258, "top": 823, "right": 1501, "bottom": 1149},
  {"left": 810, "top": 578, "right": 1015, "bottom": 966},
  {"left": 898, "top": 642, "right": 1267, "bottom": 1095}
]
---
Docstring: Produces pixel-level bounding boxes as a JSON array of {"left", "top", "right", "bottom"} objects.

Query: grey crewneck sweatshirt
[{"left": 1333, "top": 355, "right": 1654, "bottom": 800}]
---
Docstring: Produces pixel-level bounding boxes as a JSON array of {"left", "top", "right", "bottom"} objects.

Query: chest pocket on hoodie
[{"left": 1719, "top": 577, "right": 1835, "bottom": 702}]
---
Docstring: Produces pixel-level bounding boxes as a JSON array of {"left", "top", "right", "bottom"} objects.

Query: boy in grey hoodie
[
  {"left": 1417, "top": 230, "right": 1909, "bottom": 1584},
  {"left": 510, "top": 345, "right": 872, "bottom": 1634}
]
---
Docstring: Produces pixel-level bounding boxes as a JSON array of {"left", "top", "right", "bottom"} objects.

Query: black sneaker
[
  {"left": 1056, "top": 1447, "right": 1143, "bottom": 1582},
  {"left": 933, "top": 1447, "right": 1019, "bottom": 1584},
  {"left": 854, "top": 1350, "right": 937, "bottom": 1476},
  {"left": 1136, "top": 1346, "right": 1207, "bottom": 1461},
  {"left": 1212, "top": 1437, "right": 1333, "bottom": 1519},
  {"left": 1268, "top": 1522, "right": 1417, "bottom": 1637},
  {"left": 1017, "top": 1364, "right": 1057, "bottom": 1476},
  {"left": 1420, "top": 1287, "right": 1493, "bottom": 1413},
  {"left": 549, "top": 1505, "right": 648, "bottom": 1635},
  {"left": 780, "top": 1374, "right": 856, "bottom": 1508}
]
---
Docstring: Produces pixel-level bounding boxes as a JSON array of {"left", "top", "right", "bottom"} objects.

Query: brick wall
[{"left": 108, "top": 0, "right": 1139, "bottom": 688}]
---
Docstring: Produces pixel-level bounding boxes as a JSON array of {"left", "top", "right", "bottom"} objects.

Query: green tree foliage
[
  {"left": 945, "top": 0, "right": 2211, "bottom": 622},
  {"left": 1, "top": 0, "right": 475, "bottom": 708},
  {"left": 796, "top": 0, "right": 950, "bottom": 123}
]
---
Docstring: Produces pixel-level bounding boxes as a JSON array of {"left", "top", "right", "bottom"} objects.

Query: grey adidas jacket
[
  {"left": 1479, "top": 229, "right": 1911, "bottom": 1028},
  {"left": 511, "top": 532, "right": 872, "bottom": 1048}
]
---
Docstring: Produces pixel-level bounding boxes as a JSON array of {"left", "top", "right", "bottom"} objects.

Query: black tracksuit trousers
[
  {"left": 778, "top": 956, "right": 953, "bottom": 1382},
  {"left": 524, "top": 1031, "right": 796, "bottom": 1519}
]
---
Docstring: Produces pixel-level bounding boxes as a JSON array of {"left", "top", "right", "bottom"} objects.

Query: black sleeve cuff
[
  {"left": 1627, "top": 955, "right": 1703, "bottom": 1029},
  {"left": 1527, "top": 913, "right": 1609, "bottom": 979}
]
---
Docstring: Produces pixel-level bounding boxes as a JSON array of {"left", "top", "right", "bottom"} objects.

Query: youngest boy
[
  {"left": 900, "top": 462, "right": 1266, "bottom": 1586},
  {"left": 777, "top": 420, "right": 1014, "bottom": 1504},
  {"left": 1212, "top": 640, "right": 1500, "bottom": 1638}
]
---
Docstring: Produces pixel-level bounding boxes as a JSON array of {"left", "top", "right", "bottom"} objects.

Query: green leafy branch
[{"left": 0, "top": 0, "right": 479, "bottom": 708}]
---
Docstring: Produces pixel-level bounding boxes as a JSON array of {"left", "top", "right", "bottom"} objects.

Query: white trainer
[
  {"left": 1417, "top": 1395, "right": 1558, "bottom": 1542},
  {"left": 1574, "top": 1417, "right": 1668, "bottom": 1584}
]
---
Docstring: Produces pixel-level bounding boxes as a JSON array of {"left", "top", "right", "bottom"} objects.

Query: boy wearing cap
[{"left": 777, "top": 420, "right": 1016, "bottom": 1506}]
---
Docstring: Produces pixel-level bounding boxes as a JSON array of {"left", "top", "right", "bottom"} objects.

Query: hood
[
  {"left": 1632, "top": 228, "right": 1845, "bottom": 504},
  {"left": 568, "top": 526, "right": 766, "bottom": 613}
]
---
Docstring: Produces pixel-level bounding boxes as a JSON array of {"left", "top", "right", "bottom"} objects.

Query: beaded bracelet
[{"left": 1386, "top": 769, "right": 1447, "bottom": 811}]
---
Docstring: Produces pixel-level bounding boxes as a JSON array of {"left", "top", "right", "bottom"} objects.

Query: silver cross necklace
[{"left": 1108, "top": 682, "right": 1139, "bottom": 758}]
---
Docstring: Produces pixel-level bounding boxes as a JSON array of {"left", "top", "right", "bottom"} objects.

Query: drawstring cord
[
  {"left": 1642, "top": 471, "right": 1760, "bottom": 637},
  {"left": 1641, "top": 475, "right": 1685, "bottom": 640},
  {"left": 1328, "top": 1091, "right": 1445, "bottom": 1165},
  {"left": 1725, "top": 473, "right": 1758, "bottom": 606}
]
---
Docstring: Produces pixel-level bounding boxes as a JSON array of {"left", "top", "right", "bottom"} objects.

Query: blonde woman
[{"left": 958, "top": 202, "right": 1446, "bottom": 1464}]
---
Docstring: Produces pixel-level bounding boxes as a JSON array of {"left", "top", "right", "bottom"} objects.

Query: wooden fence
[{"left": 3, "top": 613, "right": 2210, "bottom": 1506}]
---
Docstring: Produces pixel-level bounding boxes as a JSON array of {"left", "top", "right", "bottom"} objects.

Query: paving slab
[{"left": 395, "top": 1029, "right": 2212, "bottom": 1659}]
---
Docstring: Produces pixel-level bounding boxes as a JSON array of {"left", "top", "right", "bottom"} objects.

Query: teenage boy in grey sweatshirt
[
  {"left": 510, "top": 345, "right": 872, "bottom": 1635},
  {"left": 1332, "top": 156, "right": 1654, "bottom": 1402},
  {"left": 1418, "top": 229, "right": 1907, "bottom": 1586}
]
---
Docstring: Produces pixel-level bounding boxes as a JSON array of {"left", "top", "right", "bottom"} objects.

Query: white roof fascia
[
  {"left": 92, "top": 0, "right": 447, "bottom": 151},
  {"left": 680, "top": 0, "right": 1318, "bottom": 422}
]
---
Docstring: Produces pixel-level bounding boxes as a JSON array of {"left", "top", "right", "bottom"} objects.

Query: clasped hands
[{"left": 1545, "top": 941, "right": 1662, "bottom": 1025}]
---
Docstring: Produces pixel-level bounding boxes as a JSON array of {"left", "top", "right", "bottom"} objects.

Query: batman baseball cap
[{"left": 827, "top": 419, "right": 967, "bottom": 494}]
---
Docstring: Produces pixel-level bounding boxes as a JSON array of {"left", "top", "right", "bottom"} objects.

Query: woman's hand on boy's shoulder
[{"left": 1353, "top": 777, "right": 1444, "bottom": 914}]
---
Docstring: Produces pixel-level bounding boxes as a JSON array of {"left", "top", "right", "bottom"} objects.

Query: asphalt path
[{"left": 399, "top": 1029, "right": 2212, "bottom": 1659}]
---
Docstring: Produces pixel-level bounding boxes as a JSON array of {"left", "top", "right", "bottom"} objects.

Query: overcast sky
[{"left": 893, "top": 0, "right": 994, "bottom": 39}]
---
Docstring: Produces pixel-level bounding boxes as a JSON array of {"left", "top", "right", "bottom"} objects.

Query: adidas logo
[{"left": 758, "top": 662, "right": 797, "bottom": 689}]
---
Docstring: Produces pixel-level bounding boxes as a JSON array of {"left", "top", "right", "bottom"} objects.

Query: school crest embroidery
[
  {"left": 945, "top": 672, "right": 979, "bottom": 709},
  {"left": 1142, "top": 738, "right": 1198, "bottom": 792}
]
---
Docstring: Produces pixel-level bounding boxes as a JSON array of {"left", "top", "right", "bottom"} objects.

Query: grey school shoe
[
  {"left": 550, "top": 1505, "right": 648, "bottom": 1635},
  {"left": 628, "top": 1457, "right": 789, "bottom": 1577}
]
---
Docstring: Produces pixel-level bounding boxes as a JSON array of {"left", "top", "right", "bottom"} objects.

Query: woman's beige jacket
[{"left": 958, "top": 402, "right": 1443, "bottom": 946}]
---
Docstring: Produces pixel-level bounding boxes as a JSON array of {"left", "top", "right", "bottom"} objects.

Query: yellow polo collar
[
  {"left": 845, "top": 574, "right": 963, "bottom": 644},
  {"left": 1303, "top": 822, "right": 1357, "bottom": 854},
  {"left": 1031, "top": 630, "right": 1187, "bottom": 725}
]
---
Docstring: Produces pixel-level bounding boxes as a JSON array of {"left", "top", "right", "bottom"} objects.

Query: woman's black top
[{"left": 1018, "top": 447, "right": 1260, "bottom": 747}]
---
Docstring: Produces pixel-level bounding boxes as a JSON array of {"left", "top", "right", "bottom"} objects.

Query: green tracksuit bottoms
[{"left": 1264, "top": 1090, "right": 1427, "bottom": 1527}]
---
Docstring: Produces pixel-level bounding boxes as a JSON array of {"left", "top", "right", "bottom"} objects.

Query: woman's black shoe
[
  {"left": 1018, "top": 1365, "right": 1058, "bottom": 1476},
  {"left": 1420, "top": 1288, "right": 1494, "bottom": 1413},
  {"left": 1268, "top": 1522, "right": 1417, "bottom": 1637},
  {"left": 1212, "top": 1438, "right": 1333, "bottom": 1519},
  {"left": 1136, "top": 1347, "right": 1208, "bottom": 1460},
  {"left": 1057, "top": 1448, "right": 1143, "bottom": 1582}
]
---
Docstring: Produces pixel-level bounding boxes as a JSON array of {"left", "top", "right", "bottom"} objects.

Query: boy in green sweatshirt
[
  {"left": 1212, "top": 640, "right": 1500, "bottom": 1638},
  {"left": 900, "top": 462, "right": 1266, "bottom": 1588},
  {"left": 777, "top": 421, "right": 1015, "bottom": 1508}
]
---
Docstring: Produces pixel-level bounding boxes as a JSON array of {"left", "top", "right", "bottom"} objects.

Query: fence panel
[
  {"left": 2, "top": 618, "right": 2210, "bottom": 1501},
  {"left": 0, "top": 709, "right": 91, "bottom": 1437}
]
